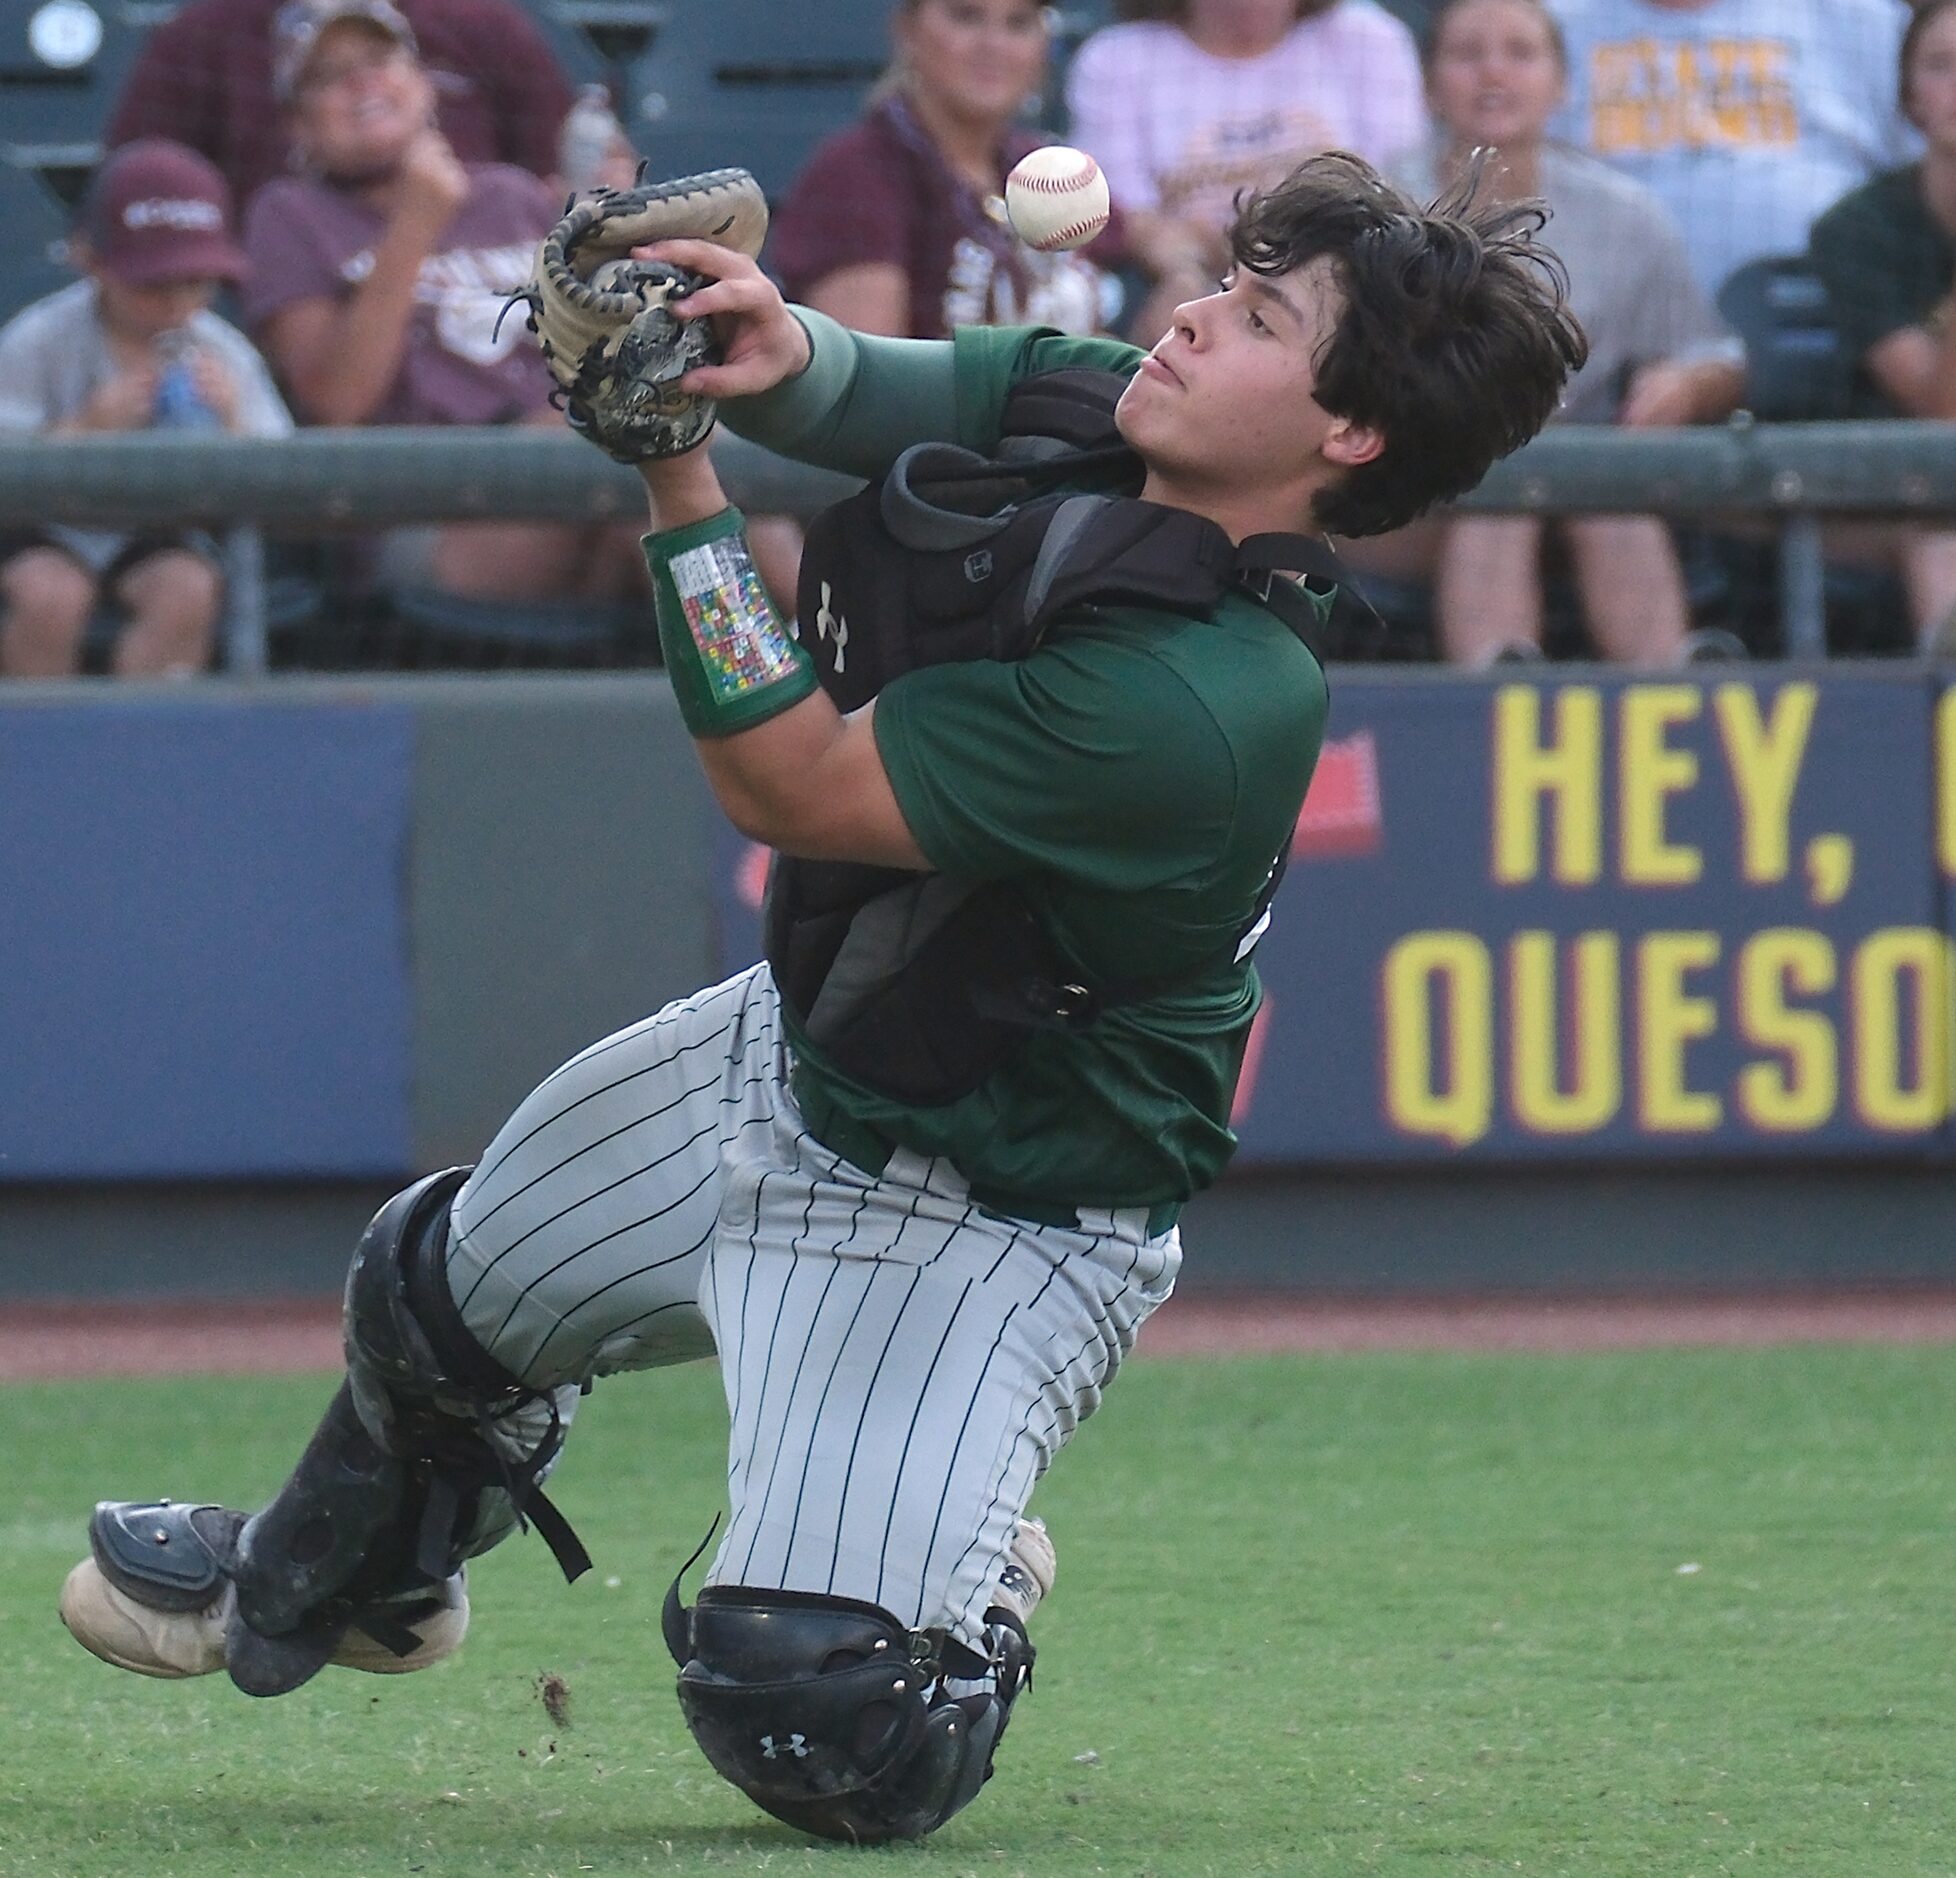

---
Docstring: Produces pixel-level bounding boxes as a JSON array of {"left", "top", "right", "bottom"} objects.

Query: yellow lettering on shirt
[{"left": 1589, "top": 37, "right": 1798, "bottom": 157}]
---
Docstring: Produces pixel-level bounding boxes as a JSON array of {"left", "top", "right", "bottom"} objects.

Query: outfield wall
[{"left": 4, "top": 670, "right": 1954, "bottom": 1298}]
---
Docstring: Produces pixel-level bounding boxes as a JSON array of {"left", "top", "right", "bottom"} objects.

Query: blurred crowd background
[{"left": 1, "top": 0, "right": 1950, "bottom": 676}]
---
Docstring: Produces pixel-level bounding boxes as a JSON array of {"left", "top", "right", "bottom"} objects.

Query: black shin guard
[
  {"left": 224, "top": 1169, "right": 588, "bottom": 1696},
  {"left": 232, "top": 1380, "right": 408, "bottom": 1639}
]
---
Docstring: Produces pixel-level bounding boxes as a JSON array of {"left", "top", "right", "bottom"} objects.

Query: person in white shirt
[
  {"left": 1066, "top": 0, "right": 1426, "bottom": 338},
  {"left": 1398, "top": 0, "right": 1744, "bottom": 663},
  {"left": 0, "top": 140, "right": 292, "bottom": 678},
  {"left": 1548, "top": 0, "right": 1917, "bottom": 300}
]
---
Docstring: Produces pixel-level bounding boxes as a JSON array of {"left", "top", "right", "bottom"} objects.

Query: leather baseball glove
[{"left": 520, "top": 167, "right": 769, "bottom": 463}]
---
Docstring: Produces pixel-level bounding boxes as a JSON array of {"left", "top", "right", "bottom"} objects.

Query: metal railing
[{"left": 5, "top": 417, "right": 1954, "bottom": 669}]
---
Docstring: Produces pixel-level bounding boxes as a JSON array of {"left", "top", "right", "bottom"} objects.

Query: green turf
[{"left": 6, "top": 1346, "right": 1955, "bottom": 1877}]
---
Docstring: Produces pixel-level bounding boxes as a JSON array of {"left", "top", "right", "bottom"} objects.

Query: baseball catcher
[{"left": 59, "top": 153, "right": 1585, "bottom": 1844}]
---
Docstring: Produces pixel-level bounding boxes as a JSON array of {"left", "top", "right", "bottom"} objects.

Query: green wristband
[{"left": 645, "top": 507, "right": 817, "bottom": 738}]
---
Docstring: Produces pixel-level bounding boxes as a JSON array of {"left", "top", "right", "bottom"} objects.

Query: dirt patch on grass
[
  {"left": 0, "top": 1298, "right": 342, "bottom": 1381},
  {"left": 6, "top": 1288, "right": 1956, "bottom": 1382}
]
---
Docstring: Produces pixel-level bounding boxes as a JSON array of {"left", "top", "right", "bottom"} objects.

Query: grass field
[{"left": 6, "top": 1346, "right": 1954, "bottom": 1877}]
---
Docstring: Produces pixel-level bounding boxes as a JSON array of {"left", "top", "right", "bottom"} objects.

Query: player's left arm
[
  {"left": 639, "top": 446, "right": 928, "bottom": 868},
  {"left": 657, "top": 240, "right": 1141, "bottom": 469}
]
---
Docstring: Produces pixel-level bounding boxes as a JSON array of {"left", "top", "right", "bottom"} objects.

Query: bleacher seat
[
  {"left": 0, "top": 154, "right": 74, "bottom": 324},
  {"left": 1045, "top": 0, "right": 1112, "bottom": 60},
  {"left": 1717, "top": 255, "right": 1857, "bottom": 422},
  {"left": 538, "top": 0, "right": 663, "bottom": 74},
  {"left": 1377, "top": 0, "right": 1437, "bottom": 37},
  {"left": 0, "top": 0, "right": 152, "bottom": 183},
  {"left": 622, "top": 0, "right": 888, "bottom": 199},
  {"left": 1716, "top": 256, "right": 1902, "bottom": 658}
]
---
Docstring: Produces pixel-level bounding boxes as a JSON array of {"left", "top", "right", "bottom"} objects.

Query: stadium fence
[{"left": 5, "top": 418, "right": 1956, "bottom": 669}]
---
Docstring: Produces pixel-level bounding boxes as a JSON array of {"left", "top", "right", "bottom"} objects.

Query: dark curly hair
[{"left": 1227, "top": 151, "right": 1588, "bottom": 537}]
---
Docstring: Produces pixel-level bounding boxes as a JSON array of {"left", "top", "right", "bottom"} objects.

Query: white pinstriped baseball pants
[{"left": 443, "top": 963, "right": 1180, "bottom": 1646}]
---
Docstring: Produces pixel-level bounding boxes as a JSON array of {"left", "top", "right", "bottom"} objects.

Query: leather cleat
[
  {"left": 58, "top": 1498, "right": 468, "bottom": 1685},
  {"left": 60, "top": 1557, "right": 232, "bottom": 1678}
]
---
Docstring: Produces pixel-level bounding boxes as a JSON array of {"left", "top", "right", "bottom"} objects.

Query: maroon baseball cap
[
  {"left": 84, "top": 139, "right": 248, "bottom": 286},
  {"left": 272, "top": 0, "right": 418, "bottom": 102}
]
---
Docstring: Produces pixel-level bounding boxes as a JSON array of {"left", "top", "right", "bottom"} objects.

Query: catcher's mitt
[{"left": 521, "top": 167, "right": 770, "bottom": 464}]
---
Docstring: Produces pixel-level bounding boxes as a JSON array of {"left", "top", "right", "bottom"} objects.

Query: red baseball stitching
[
  {"left": 1031, "top": 214, "right": 1106, "bottom": 250},
  {"left": 1012, "top": 156, "right": 1100, "bottom": 195}
]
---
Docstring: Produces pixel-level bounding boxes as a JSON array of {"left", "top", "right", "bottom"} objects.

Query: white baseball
[{"left": 1005, "top": 146, "right": 1111, "bottom": 253}]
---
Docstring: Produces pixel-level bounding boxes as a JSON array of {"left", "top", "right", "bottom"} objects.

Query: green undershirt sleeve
[{"left": 717, "top": 308, "right": 962, "bottom": 480}]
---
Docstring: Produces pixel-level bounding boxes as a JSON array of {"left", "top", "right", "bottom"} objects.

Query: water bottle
[
  {"left": 558, "top": 83, "right": 630, "bottom": 196},
  {"left": 152, "top": 330, "right": 221, "bottom": 430}
]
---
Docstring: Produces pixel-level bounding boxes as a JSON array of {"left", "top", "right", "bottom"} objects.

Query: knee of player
[{"left": 664, "top": 1582, "right": 1035, "bottom": 1843}]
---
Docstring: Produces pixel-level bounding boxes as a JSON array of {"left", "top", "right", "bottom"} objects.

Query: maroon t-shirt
[
  {"left": 768, "top": 97, "right": 1125, "bottom": 340},
  {"left": 243, "top": 162, "right": 556, "bottom": 426},
  {"left": 106, "top": 0, "right": 576, "bottom": 210}
]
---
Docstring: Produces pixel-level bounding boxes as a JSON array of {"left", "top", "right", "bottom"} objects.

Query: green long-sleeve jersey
[{"left": 720, "top": 316, "right": 1329, "bottom": 1217}]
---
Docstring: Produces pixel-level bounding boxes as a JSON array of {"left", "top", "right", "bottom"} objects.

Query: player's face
[
  {"left": 1115, "top": 258, "right": 1383, "bottom": 514},
  {"left": 291, "top": 20, "right": 435, "bottom": 179},
  {"left": 1906, "top": 9, "right": 1956, "bottom": 150},
  {"left": 895, "top": 0, "right": 1047, "bottom": 128},
  {"left": 1426, "top": 0, "right": 1564, "bottom": 150}
]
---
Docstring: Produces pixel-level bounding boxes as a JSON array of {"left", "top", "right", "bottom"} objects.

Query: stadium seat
[
  {"left": 622, "top": 0, "right": 889, "bottom": 198},
  {"left": 1717, "top": 255, "right": 1857, "bottom": 422},
  {"left": 0, "top": 0, "right": 150, "bottom": 178},
  {"left": 0, "top": 153, "right": 75, "bottom": 324},
  {"left": 1046, "top": 0, "right": 1112, "bottom": 59},
  {"left": 1376, "top": 0, "right": 1437, "bottom": 36},
  {"left": 536, "top": 0, "right": 664, "bottom": 74}
]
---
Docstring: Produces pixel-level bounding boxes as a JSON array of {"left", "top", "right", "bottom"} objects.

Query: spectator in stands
[
  {"left": 1398, "top": 0, "right": 1743, "bottom": 663},
  {"left": 242, "top": 0, "right": 641, "bottom": 608},
  {"left": 0, "top": 141, "right": 292, "bottom": 678},
  {"left": 107, "top": 0, "right": 577, "bottom": 213},
  {"left": 1808, "top": 0, "right": 1956, "bottom": 652},
  {"left": 1547, "top": 0, "right": 1917, "bottom": 302},
  {"left": 1065, "top": 0, "right": 1426, "bottom": 340},
  {"left": 769, "top": 0, "right": 1121, "bottom": 338}
]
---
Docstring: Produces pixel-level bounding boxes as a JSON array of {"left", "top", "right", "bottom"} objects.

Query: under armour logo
[
  {"left": 814, "top": 581, "right": 848, "bottom": 672},
  {"left": 1232, "top": 908, "right": 1273, "bottom": 963},
  {"left": 1233, "top": 850, "right": 1284, "bottom": 963},
  {"left": 760, "top": 1733, "right": 811, "bottom": 1759}
]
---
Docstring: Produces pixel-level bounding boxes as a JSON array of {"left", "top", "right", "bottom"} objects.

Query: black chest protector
[{"left": 769, "top": 367, "right": 1332, "bottom": 1108}]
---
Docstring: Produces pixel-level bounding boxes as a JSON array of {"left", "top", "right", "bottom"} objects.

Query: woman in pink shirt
[
  {"left": 770, "top": 0, "right": 1122, "bottom": 339},
  {"left": 1067, "top": 0, "right": 1427, "bottom": 338}
]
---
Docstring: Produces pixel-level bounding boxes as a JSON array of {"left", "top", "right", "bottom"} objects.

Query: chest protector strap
[{"left": 769, "top": 368, "right": 1330, "bottom": 1109}]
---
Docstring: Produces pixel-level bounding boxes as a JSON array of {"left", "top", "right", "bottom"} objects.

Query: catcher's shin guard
[
  {"left": 228, "top": 1169, "right": 587, "bottom": 1694},
  {"left": 663, "top": 1583, "right": 1035, "bottom": 1844}
]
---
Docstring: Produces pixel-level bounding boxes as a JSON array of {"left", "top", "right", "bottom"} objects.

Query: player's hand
[
  {"left": 395, "top": 128, "right": 470, "bottom": 231},
  {"left": 77, "top": 366, "right": 160, "bottom": 432},
  {"left": 637, "top": 239, "right": 813, "bottom": 401}
]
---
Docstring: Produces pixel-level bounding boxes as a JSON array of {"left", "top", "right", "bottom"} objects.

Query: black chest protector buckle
[{"left": 770, "top": 368, "right": 1332, "bottom": 1108}]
